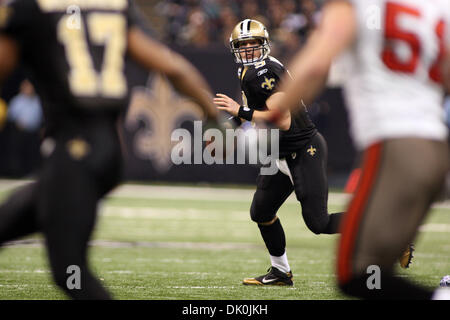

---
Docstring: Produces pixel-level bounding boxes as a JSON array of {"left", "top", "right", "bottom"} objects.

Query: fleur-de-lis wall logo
[
  {"left": 125, "top": 74, "right": 204, "bottom": 173},
  {"left": 261, "top": 77, "right": 275, "bottom": 91}
]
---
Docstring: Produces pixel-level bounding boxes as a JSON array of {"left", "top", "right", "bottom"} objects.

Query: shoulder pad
[{"left": 267, "top": 56, "right": 285, "bottom": 68}]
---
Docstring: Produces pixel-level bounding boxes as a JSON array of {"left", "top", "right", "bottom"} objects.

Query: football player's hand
[{"left": 214, "top": 93, "right": 240, "bottom": 117}]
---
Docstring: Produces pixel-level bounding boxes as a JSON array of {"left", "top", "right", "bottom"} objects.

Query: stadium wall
[
  {"left": 122, "top": 46, "right": 357, "bottom": 187},
  {"left": 0, "top": 47, "right": 356, "bottom": 186}
]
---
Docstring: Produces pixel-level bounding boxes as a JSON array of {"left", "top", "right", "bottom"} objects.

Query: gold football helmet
[{"left": 230, "top": 19, "right": 270, "bottom": 66}]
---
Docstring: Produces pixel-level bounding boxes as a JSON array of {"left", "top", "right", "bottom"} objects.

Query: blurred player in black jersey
[
  {"left": 214, "top": 19, "right": 344, "bottom": 286},
  {"left": 0, "top": 0, "right": 220, "bottom": 299}
]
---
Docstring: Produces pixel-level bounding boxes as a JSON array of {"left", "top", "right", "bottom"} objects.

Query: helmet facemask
[
  {"left": 230, "top": 38, "right": 270, "bottom": 66},
  {"left": 229, "top": 19, "right": 271, "bottom": 66}
]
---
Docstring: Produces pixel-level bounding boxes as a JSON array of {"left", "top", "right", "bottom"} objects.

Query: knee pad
[
  {"left": 250, "top": 192, "right": 279, "bottom": 224},
  {"left": 302, "top": 210, "right": 328, "bottom": 235},
  {"left": 250, "top": 203, "right": 276, "bottom": 224}
]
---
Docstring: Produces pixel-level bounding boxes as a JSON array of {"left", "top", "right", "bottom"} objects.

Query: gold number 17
[{"left": 58, "top": 13, "right": 127, "bottom": 98}]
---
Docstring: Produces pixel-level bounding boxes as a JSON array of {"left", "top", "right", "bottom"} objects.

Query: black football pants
[
  {"left": 250, "top": 132, "right": 343, "bottom": 245},
  {"left": 0, "top": 115, "right": 122, "bottom": 300}
]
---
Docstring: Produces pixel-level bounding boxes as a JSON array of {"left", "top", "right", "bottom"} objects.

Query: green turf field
[{"left": 0, "top": 181, "right": 449, "bottom": 300}]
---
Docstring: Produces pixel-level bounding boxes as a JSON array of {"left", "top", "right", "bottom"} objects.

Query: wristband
[{"left": 238, "top": 105, "right": 254, "bottom": 121}]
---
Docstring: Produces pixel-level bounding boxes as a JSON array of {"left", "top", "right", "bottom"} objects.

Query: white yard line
[
  {"left": 0, "top": 179, "right": 34, "bottom": 192},
  {"left": 100, "top": 206, "right": 250, "bottom": 221},
  {"left": 107, "top": 184, "right": 353, "bottom": 205},
  {"left": 1, "top": 239, "right": 263, "bottom": 250},
  {"left": 3, "top": 219, "right": 450, "bottom": 251},
  {"left": 419, "top": 223, "right": 450, "bottom": 232},
  {"left": 0, "top": 179, "right": 348, "bottom": 204},
  {"left": 2, "top": 179, "right": 449, "bottom": 208}
]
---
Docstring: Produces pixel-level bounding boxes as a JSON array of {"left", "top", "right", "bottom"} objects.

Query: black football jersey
[
  {"left": 0, "top": 0, "right": 142, "bottom": 134},
  {"left": 238, "top": 56, "right": 317, "bottom": 156}
]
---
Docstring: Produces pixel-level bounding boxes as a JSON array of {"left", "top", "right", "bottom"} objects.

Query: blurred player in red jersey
[{"left": 274, "top": 0, "right": 450, "bottom": 299}]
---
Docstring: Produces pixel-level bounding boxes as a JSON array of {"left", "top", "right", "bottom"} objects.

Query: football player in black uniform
[
  {"left": 214, "top": 19, "right": 344, "bottom": 286},
  {"left": 0, "top": 0, "right": 220, "bottom": 299}
]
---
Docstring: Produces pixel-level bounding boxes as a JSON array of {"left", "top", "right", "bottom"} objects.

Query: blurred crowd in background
[
  {"left": 0, "top": 0, "right": 325, "bottom": 179},
  {"left": 0, "top": 79, "right": 43, "bottom": 177},
  {"left": 153, "top": 0, "right": 323, "bottom": 62},
  {"left": 148, "top": 0, "right": 450, "bottom": 128}
]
